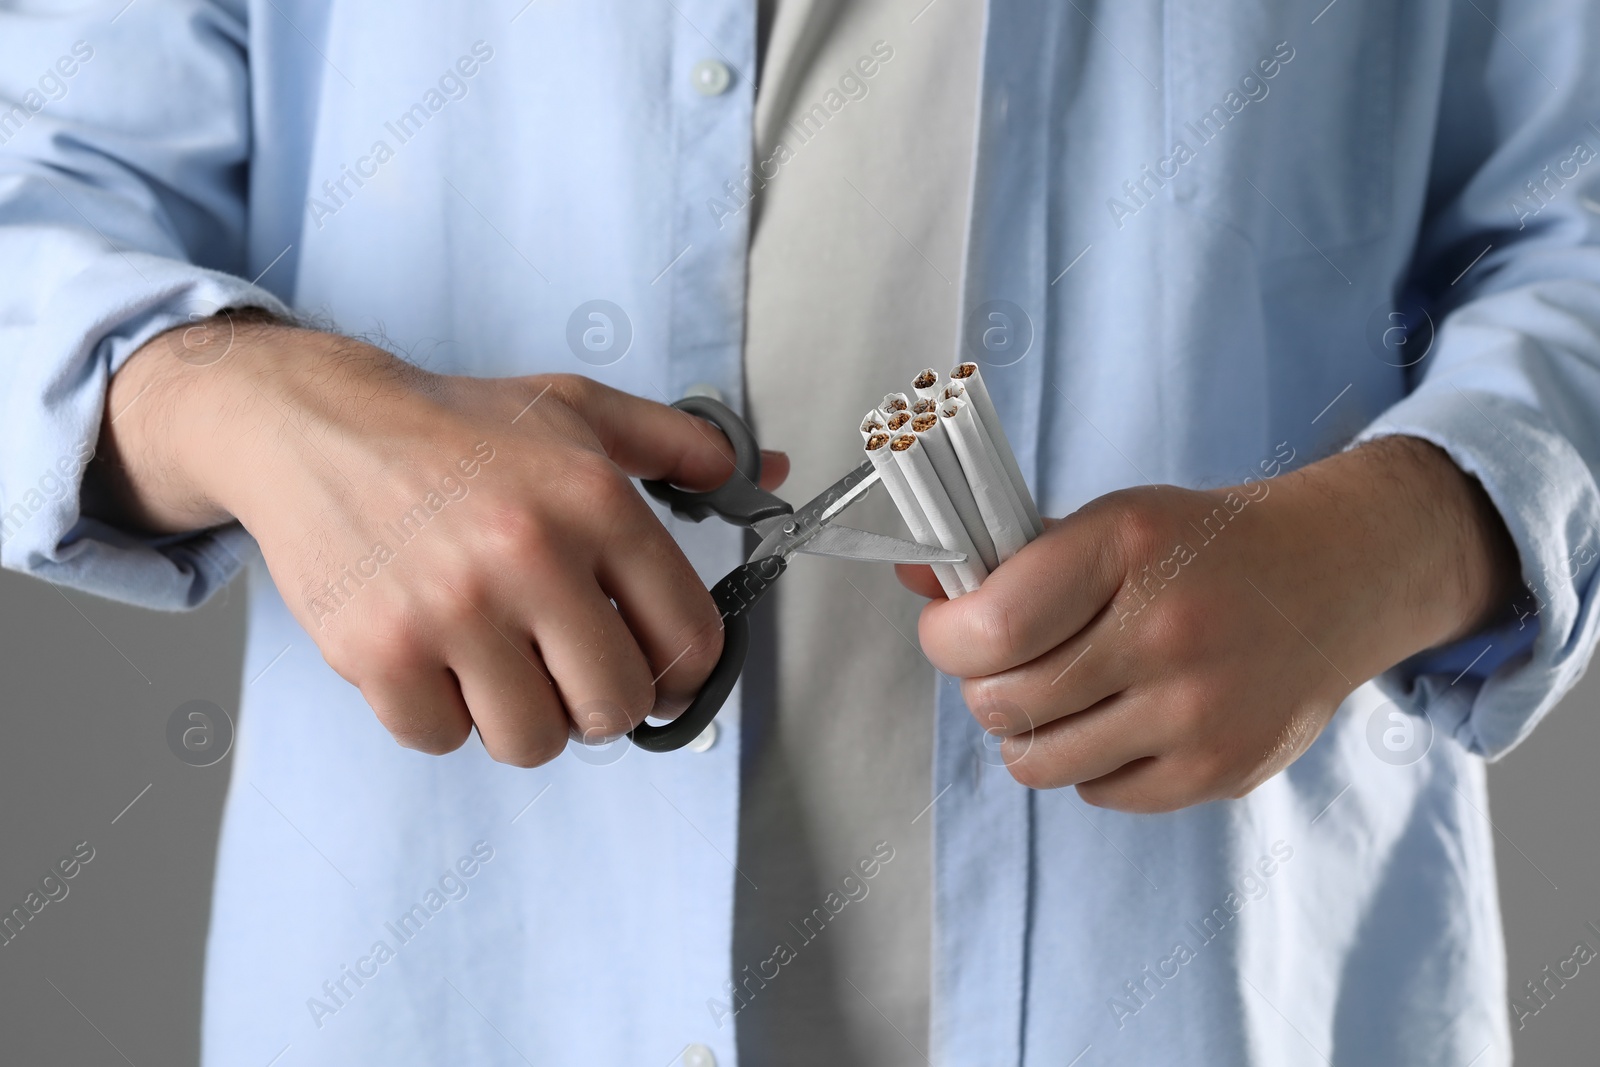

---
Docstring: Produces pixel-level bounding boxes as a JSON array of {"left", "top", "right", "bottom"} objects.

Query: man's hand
[
  {"left": 89, "top": 314, "right": 787, "bottom": 765},
  {"left": 896, "top": 436, "right": 1520, "bottom": 812}
]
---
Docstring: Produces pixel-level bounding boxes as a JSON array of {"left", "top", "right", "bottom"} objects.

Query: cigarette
[
  {"left": 908, "top": 410, "right": 1000, "bottom": 572},
  {"left": 865, "top": 433, "right": 964, "bottom": 598},
  {"left": 911, "top": 367, "right": 944, "bottom": 401},
  {"left": 889, "top": 432, "right": 987, "bottom": 594},
  {"left": 941, "top": 380, "right": 965, "bottom": 403},
  {"left": 880, "top": 392, "right": 910, "bottom": 415},
  {"left": 949, "top": 362, "right": 1044, "bottom": 536},
  {"left": 939, "top": 397, "right": 1030, "bottom": 561},
  {"left": 886, "top": 410, "right": 913, "bottom": 432},
  {"left": 910, "top": 397, "right": 938, "bottom": 416},
  {"left": 861, "top": 408, "right": 888, "bottom": 434}
]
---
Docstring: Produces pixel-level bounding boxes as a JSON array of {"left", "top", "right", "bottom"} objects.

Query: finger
[
  {"left": 359, "top": 664, "right": 474, "bottom": 755},
  {"left": 443, "top": 613, "right": 571, "bottom": 768},
  {"left": 549, "top": 376, "right": 781, "bottom": 492},
  {"left": 526, "top": 570, "right": 658, "bottom": 735},
  {"left": 996, "top": 692, "right": 1163, "bottom": 792},
  {"left": 894, "top": 563, "right": 947, "bottom": 600},
  {"left": 1074, "top": 755, "right": 1194, "bottom": 814},
  {"left": 596, "top": 514, "right": 725, "bottom": 718},
  {"left": 960, "top": 605, "right": 1131, "bottom": 737},
  {"left": 917, "top": 514, "right": 1125, "bottom": 678},
  {"left": 758, "top": 449, "right": 790, "bottom": 491}
]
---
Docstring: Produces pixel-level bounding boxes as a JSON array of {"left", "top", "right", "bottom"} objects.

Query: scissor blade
[
  {"left": 816, "top": 463, "right": 880, "bottom": 524},
  {"left": 796, "top": 524, "right": 967, "bottom": 564},
  {"left": 750, "top": 459, "right": 881, "bottom": 558}
]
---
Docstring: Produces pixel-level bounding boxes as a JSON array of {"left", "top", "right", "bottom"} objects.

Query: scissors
[{"left": 627, "top": 395, "right": 965, "bottom": 753}]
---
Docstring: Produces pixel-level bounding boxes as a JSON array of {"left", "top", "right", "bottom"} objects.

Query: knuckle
[
  {"left": 386, "top": 713, "right": 471, "bottom": 756},
  {"left": 542, "top": 373, "right": 594, "bottom": 413},
  {"left": 664, "top": 599, "right": 727, "bottom": 685},
  {"left": 958, "top": 597, "right": 1019, "bottom": 669},
  {"left": 480, "top": 503, "right": 558, "bottom": 563},
  {"left": 555, "top": 451, "right": 634, "bottom": 515},
  {"left": 483, "top": 729, "right": 565, "bottom": 769},
  {"left": 330, "top": 610, "right": 431, "bottom": 681},
  {"left": 1077, "top": 775, "right": 1168, "bottom": 814},
  {"left": 613, "top": 682, "right": 658, "bottom": 728},
  {"left": 1074, "top": 779, "right": 1116, "bottom": 809},
  {"left": 360, "top": 684, "right": 470, "bottom": 756},
  {"left": 1109, "top": 497, "right": 1167, "bottom": 564},
  {"left": 570, "top": 698, "right": 632, "bottom": 740},
  {"left": 1006, "top": 751, "right": 1061, "bottom": 791},
  {"left": 963, "top": 679, "right": 1031, "bottom": 737},
  {"left": 427, "top": 575, "right": 490, "bottom": 628}
]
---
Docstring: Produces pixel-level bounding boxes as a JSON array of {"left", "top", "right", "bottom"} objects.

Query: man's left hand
[{"left": 896, "top": 436, "right": 1520, "bottom": 812}]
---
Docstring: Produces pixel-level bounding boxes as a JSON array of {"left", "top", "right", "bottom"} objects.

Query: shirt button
[
  {"left": 682, "top": 382, "right": 725, "bottom": 404},
  {"left": 687, "top": 721, "right": 718, "bottom": 753},
  {"left": 682, "top": 1044, "right": 716, "bottom": 1067},
  {"left": 691, "top": 59, "right": 732, "bottom": 96}
]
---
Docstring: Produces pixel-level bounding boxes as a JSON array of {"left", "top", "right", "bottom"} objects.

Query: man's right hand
[{"left": 89, "top": 314, "right": 788, "bottom": 765}]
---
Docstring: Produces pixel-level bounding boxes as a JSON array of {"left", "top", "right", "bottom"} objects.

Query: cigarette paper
[
  {"left": 889, "top": 432, "right": 987, "bottom": 594},
  {"left": 949, "top": 362, "right": 1044, "bottom": 536},
  {"left": 880, "top": 392, "right": 910, "bottom": 415},
  {"left": 939, "top": 396, "right": 1030, "bottom": 561},
  {"left": 911, "top": 397, "right": 938, "bottom": 416},
  {"left": 861, "top": 408, "right": 888, "bottom": 434},
  {"left": 911, "top": 367, "right": 944, "bottom": 401},
  {"left": 886, "top": 410, "right": 913, "bottom": 433},
  {"left": 865, "top": 433, "right": 964, "bottom": 598},
  {"left": 909, "top": 410, "right": 1000, "bottom": 572},
  {"left": 941, "top": 380, "right": 965, "bottom": 403}
]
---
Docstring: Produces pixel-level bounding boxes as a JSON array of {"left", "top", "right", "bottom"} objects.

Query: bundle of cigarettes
[{"left": 860, "top": 363, "right": 1044, "bottom": 597}]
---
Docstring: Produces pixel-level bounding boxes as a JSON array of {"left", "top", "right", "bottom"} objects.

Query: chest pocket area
[{"left": 1161, "top": 0, "right": 1394, "bottom": 259}]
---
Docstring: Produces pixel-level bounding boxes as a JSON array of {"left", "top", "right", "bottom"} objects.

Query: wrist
[
  {"left": 94, "top": 312, "right": 410, "bottom": 534},
  {"left": 1260, "top": 435, "right": 1519, "bottom": 681}
]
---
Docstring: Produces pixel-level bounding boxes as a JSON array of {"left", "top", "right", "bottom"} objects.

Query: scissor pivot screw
[{"left": 783, "top": 521, "right": 797, "bottom": 534}]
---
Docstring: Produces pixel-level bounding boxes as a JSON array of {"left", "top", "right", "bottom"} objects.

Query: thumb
[{"left": 551, "top": 376, "right": 788, "bottom": 492}]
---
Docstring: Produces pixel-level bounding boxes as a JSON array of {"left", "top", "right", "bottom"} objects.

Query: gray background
[{"left": 0, "top": 564, "right": 1594, "bottom": 1064}]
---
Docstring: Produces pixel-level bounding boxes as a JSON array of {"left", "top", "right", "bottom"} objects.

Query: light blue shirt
[{"left": 5, "top": 1, "right": 1599, "bottom": 1064}]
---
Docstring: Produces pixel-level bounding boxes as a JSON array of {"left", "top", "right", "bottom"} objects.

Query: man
[{"left": 2, "top": 0, "right": 1596, "bottom": 1064}]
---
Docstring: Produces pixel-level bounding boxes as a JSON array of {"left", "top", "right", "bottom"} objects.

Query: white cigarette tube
[
  {"left": 889, "top": 432, "right": 987, "bottom": 594},
  {"left": 939, "top": 397, "right": 1030, "bottom": 561},
  {"left": 880, "top": 392, "right": 910, "bottom": 415},
  {"left": 949, "top": 362, "right": 1045, "bottom": 536},
  {"left": 941, "top": 380, "right": 965, "bottom": 403},
  {"left": 909, "top": 410, "right": 999, "bottom": 572},
  {"left": 956, "top": 394, "right": 1038, "bottom": 547},
  {"left": 884, "top": 410, "right": 913, "bottom": 434},
  {"left": 910, "top": 397, "right": 938, "bottom": 416},
  {"left": 865, "top": 432, "right": 964, "bottom": 598},
  {"left": 911, "top": 367, "right": 944, "bottom": 401}
]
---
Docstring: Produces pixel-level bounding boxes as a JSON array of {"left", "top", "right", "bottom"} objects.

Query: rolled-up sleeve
[
  {"left": 0, "top": 2, "right": 288, "bottom": 609},
  {"left": 1357, "top": 1, "right": 1600, "bottom": 757}
]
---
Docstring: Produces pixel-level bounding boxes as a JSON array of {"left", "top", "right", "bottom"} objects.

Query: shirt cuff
[
  {"left": 1354, "top": 386, "right": 1600, "bottom": 758},
  {"left": 1, "top": 252, "right": 289, "bottom": 610}
]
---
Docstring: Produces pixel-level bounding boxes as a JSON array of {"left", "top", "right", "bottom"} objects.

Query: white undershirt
[{"left": 737, "top": 2, "right": 983, "bottom": 1062}]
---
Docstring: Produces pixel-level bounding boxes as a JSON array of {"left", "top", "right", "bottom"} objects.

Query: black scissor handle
[
  {"left": 628, "top": 555, "right": 786, "bottom": 753},
  {"left": 641, "top": 396, "right": 787, "bottom": 525}
]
